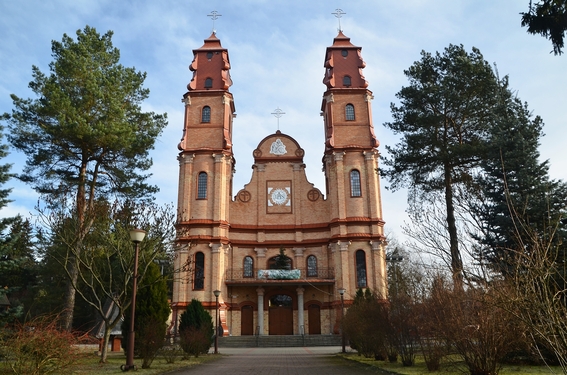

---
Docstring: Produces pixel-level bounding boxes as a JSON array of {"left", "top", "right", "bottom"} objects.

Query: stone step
[{"left": 218, "top": 335, "right": 342, "bottom": 348}]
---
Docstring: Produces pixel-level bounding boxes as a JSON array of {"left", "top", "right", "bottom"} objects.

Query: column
[
  {"left": 296, "top": 287, "right": 305, "bottom": 335},
  {"left": 257, "top": 287, "right": 264, "bottom": 335}
]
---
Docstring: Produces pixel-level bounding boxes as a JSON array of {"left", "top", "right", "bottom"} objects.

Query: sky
[{"left": 1, "top": 1, "right": 566, "bottom": 245}]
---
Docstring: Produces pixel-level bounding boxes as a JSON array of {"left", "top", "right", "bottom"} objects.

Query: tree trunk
[
  {"left": 61, "top": 261, "right": 78, "bottom": 331},
  {"left": 444, "top": 161, "right": 463, "bottom": 291},
  {"left": 100, "top": 322, "right": 112, "bottom": 363},
  {"left": 61, "top": 161, "right": 89, "bottom": 331}
]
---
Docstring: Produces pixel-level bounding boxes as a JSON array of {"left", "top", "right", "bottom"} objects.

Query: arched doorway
[
  {"left": 241, "top": 305, "right": 254, "bottom": 335},
  {"left": 269, "top": 294, "right": 293, "bottom": 335},
  {"left": 308, "top": 304, "right": 321, "bottom": 334}
]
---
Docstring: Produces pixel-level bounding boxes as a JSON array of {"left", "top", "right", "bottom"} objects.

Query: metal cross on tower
[
  {"left": 208, "top": 10, "right": 222, "bottom": 33},
  {"left": 271, "top": 107, "right": 286, "bottom": 131},
  {"left": 332, "top": 9, "right": 346, "bottom": 32}
]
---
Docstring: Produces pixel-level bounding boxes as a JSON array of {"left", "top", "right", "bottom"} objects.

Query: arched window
[
  {"left": 202, "top": 106, "right": 211, "bottom": 123},
  {"left": 307, "top": 255, "right": 318, "bottom": 277},
  {"left": 355, "top": 250, "right": 367, "bottom": 288},
  {"left": 194, "top": 252, "right": 205, "bottom": 290},
  {"left": 243, "top": 256, "right": 254, "bottom": 278},
  {"left": 350, "top": 170, "right": 361, "bottom": 197},
  {"left": 345, "top": 104, "right": 355, "bottom": 121},
  {"left": 204, "top": 77, "right": 213, "bottom": 88},
  {"left": 197, "top": 172, "right": 207, "bottom": 199},
  {"left": 343, "top": 75, "right": 351, "bottom": 87}
]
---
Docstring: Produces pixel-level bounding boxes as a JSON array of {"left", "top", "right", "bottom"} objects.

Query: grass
[
  {"left": 338, "top": 353, "right": 563, "bottom": 375},
  {"left": 0, "top": 348, "right": 222, "bottom": 375}
]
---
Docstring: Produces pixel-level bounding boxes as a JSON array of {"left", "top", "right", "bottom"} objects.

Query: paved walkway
[{"left": 167, "top": 346, "right": 385, "bottom": 374}]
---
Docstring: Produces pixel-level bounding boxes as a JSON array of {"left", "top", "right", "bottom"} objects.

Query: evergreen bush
[{"left": 178, "top": 299, "right": 213, "bottom": 357}]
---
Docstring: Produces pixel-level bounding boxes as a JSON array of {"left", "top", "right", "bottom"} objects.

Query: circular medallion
[
  {"left": 270, "top": 188, "right": 289, "bottom": 206},
  {"left": 238, "top": 190, "right": 251, "bottom": 203},
  {"left": 307, "top": 189, "right": 320, "bottom": 202}
]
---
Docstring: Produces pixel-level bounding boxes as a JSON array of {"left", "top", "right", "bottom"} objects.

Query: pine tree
[
  {"left": 383, "top": 44, "right": 501, "bottom": 289},
  {"left": 4, "top": 25, "right": 167, "bottom": 330}
]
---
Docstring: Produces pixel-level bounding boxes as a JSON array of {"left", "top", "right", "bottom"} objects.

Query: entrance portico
[{"left": 224, "top": 270, "right": 336, "bottom": 336}]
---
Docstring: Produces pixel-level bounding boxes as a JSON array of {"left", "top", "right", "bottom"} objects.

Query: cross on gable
[{"left": 271, "top": 107, "right": 286, "bottom": 130}]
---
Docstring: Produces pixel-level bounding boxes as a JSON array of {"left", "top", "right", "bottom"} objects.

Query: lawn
[
  {"left": 338, "top": 353, "right": 563, "bottom": 375},
  {"left": 0, "top": 348, "right": 222, "bottom": 375}
]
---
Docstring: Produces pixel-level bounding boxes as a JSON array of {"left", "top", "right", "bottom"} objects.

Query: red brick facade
[{"left": 172, "top": 31, "right": 387, "bottom": 337}]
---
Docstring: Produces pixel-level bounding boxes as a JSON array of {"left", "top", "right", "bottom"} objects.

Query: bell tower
[
  {"left": 321, "top": 31, "right": 386, "bottom": 294},
  {"left": 173, "top": 32, "right": 235, "bottom": 327}
]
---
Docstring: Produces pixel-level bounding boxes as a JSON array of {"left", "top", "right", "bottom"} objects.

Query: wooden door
[
  {"left": 308, "top": 304, "right": 321, "bottom": 334},
  {"left": 241, "top": 305, "right": 254, "bottom": 335},
  {"left": 269, "top": 306, "right": 293, "bottom": 335}
]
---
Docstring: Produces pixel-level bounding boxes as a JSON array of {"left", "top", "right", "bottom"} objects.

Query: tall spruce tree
[
  {"left": 3, "top": 26, "right": 167, "bottom": 330},
  {"left": 0, "top": 123, "right": 24, "bottom": 325},
  {"left": 472, "top": 82, "right": 567, "bottom": 274},
  {"left": 382, "top": 44, "right": 501, "bottom": 289}
]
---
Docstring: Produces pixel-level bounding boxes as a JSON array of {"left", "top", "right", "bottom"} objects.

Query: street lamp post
[
  {"left": 122, "top": 228, "right": 146, "bottom": 372},
  {"left": 338, "top": 288, "right": 346, "bottom": 353},
  {"left": 213, "top": 289, "right": 221, "bottom": 354},
  {"left": 386, "top": 251, "right": 404, "bottom": 297}
]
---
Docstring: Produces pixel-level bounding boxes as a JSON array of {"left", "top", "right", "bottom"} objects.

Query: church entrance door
[
  {"left": 241, "top": 305, "right": 254, "bottom": 335},
  {"left": 268, "top": 294, "right": 293, "bottom": 335},
  {"left": 308, "top": 304, "right": 321, "bottom": 334}
]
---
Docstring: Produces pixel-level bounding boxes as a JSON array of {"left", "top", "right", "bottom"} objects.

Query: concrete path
[{"left": 167, "top": 346, "right": 385, "bottom": 374}]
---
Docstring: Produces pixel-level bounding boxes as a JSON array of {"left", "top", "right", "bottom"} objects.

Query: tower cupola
[
  {"left": 322, "top": 31, "right": 368, "bottom": 90},
  {"left": 187, "top": 32, "right": 233, "bottom": 92}
]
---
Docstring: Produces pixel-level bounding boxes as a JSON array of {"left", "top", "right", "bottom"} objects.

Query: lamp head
[
  {"left": 213, "top": 289, "right": 221, "bottom": 297},
  {"left": 129, "top": 228, "right": 146, "bottom": 243},
  {"left": 338, "top": 288, "right": 346, "bottom": 296}
]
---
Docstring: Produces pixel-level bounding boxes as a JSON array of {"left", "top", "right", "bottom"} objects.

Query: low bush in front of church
[{"left": 178, "top": 299, "right": 214, "bottom": 358}]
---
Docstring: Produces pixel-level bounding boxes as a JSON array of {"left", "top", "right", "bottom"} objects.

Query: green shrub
[{"left": 178, "top": 299, "right": 213, "bottom": 357}]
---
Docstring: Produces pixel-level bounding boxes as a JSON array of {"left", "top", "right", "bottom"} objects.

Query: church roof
[
  {"left": 329, "top": 31, "right": 358, "bottom": 48},
  {"left": 197, "top": 32, "right": 225, "bottom": 50}
]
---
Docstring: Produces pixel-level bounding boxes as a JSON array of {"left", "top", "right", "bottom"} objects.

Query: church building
[{"left": 171, "top": 29, "right": 387, "bottom": 336}]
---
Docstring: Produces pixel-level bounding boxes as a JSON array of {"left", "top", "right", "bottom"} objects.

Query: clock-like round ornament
[{"left": 270, "top": 188, "right": 288, "bottom": 205}]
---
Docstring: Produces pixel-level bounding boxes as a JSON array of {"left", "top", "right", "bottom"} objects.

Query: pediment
[{"left": 252, "top": 131, "right": 304, "bottom": 163}]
